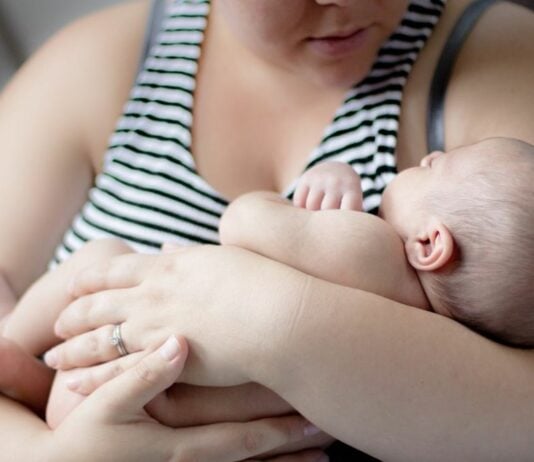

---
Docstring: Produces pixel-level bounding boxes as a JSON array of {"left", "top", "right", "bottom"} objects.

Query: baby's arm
[{"left": 220, "top": 191, "right": 428, "bottom": 309}]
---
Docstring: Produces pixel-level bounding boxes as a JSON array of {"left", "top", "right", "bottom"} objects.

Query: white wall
[{"left": 0, "top": 0, "right": 121, "bottom": 88}]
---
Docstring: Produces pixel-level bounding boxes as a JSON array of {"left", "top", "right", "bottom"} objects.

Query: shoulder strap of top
[
  {"left": 427, "top": 0, "right": 501, "bottom": 152},
  {"left": 136, "top": 0, "right": 169, "bottom": 76}
]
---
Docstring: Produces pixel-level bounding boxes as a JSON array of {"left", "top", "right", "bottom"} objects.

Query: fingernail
[
  {"left": 304, "top": 422, "right": 322, "bottom": 437},
  {"left": 159, "top": 336, "right": 181, "bottom": 361},
  {"left": 66, "top": 378, "right": 81, "bottom": 391},
  {"left": 44, "top": 350, "right": 58, "bottom": 369}
]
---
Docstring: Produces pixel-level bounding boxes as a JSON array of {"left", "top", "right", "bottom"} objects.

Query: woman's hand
[
  {"left": 62, "top": 354, "right": 334, "bottom": 458},
  {"left": 47, "top": 335, "right": 325, "bottom": 462},
  {"left": 46, "top": 245, "right": 307, "bottom": 387},
  {"left": 68, "top": 356, "right": 294, "bottom": 426}
]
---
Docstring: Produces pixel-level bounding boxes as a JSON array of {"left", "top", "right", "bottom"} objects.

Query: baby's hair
[{"left": 424, "top": 139, "right": 534, "bottom": 348}]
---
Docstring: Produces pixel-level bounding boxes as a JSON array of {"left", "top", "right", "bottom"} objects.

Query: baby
[
  {"left": 1, "top": 137, "right": 532, "bottom": 429},
  {"left": 220, "top": 137, "right": 534, "bottom": 347}
]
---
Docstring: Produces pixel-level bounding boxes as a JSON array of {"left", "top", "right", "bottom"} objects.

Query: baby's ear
[{"left": 405, "top": 220, "right": 455, "bottom": 272}]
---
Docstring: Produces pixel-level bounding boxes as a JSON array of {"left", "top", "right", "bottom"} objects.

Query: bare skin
[{"left": 0, "top": 0, "right": 533, "bottom": 460}]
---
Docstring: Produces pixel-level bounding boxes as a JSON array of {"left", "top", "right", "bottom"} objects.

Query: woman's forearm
[
  {"left": 251, "top": 276, "right": 534, "bottom": 461},
  {"left": 47, "top": 245, "right": 534, "bottom": 459}
]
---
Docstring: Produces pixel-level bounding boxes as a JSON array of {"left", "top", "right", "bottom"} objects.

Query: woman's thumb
[{"left": 94, "top": 336, "right": 188, "bottom": 415}]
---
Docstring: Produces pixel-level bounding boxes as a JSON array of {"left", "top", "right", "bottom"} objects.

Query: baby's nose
[{"left": 420, "top": 151, "right": 443, "bottom": 167}]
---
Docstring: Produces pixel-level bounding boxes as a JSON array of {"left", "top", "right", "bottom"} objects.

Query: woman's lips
[{"left": 307, "top": 27, "right": 370, "bottom": 58}]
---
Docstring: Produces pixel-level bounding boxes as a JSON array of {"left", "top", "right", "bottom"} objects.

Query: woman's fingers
[
  {"left": 247, "top": 449, "right": 328, "bottom": 462},
  {"left": 173, "top": 416, "right": 320, "bottom": 462},
  {"left": 54, "top": 291, "right": 130, "bottom": 339},
  {"left": 92, "top": 335, "right": 188, "bottom": 414},
  {"left": 68, "top": 253, "right": 155, "bottom": 298},
  {"left": 45, "top": 324, "right": 138, "bottom": 370},
  {"left": 80, "top": 335, "right": 318, "bottom": 462},
  {"left": 66, "top": 351, "right": 146, "bottom": 395},
  {"left": 146, "top": 382, "right": 293, "bottom": 427}
]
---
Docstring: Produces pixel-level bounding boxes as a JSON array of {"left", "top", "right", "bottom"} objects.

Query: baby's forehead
[
  {"left": 455, "top": 138, "right": 524, "bottom": 172},
  {"left": 471, "top": 137, "right": 534, "bottom": 159}
]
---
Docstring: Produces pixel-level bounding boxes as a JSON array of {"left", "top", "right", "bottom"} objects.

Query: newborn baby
[{"left": 221, "top": 137, "right": 534, "bottom": 347}]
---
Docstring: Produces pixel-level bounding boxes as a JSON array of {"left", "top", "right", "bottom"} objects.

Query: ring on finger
[{"left": 110, "top": 324, "right": 129, "bottom": 357}]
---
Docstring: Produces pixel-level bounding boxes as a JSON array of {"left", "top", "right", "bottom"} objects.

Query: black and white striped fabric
[{"left": 52, "top": 0, "right": 445, "bottom": 264}]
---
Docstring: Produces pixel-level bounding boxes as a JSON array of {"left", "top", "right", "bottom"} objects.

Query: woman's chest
[{"left": 190, "top": 74, "right": 343, "bottom": 200}]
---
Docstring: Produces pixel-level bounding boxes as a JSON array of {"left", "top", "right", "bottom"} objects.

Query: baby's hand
[{"left": 293, "top": 161, "right": 363, "bottom": 211}]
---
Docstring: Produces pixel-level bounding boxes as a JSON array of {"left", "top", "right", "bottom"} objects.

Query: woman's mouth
[{"left": 307, "top": 27, "right": 370, "bottom": 58}]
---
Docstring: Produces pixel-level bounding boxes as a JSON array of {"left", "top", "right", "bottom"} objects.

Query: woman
[{"left": 0, "top": 0, "right": 533, "bottom": 460}]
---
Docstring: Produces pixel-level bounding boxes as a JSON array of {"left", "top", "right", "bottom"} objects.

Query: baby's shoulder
[{"left": 311, "top": 210, "right": 403, "bottom": 262}]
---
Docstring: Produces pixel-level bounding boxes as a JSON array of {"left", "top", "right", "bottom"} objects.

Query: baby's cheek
[{"left": 46, "top": 371, "right": 86, "bottom": 429}]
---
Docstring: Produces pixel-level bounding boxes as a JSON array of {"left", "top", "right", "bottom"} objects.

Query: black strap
[
  {"left": 137, "top": 0, "right": 168, "bottom": 75},
  {"left": 427, "top": 0, "right": 502, "bottom": 152}
]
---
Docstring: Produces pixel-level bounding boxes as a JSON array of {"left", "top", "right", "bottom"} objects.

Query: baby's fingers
[
  {"left": 320, "top": 193, "right": 342, "bottom": 210},
  {"left": 340, "top": 191, "right": 363, "bottom": 211},
  {"left": 293, "top": 184, "right": 310, "bottom": 208},
  {"left": 305, "top": 189, "right": 325, "bottom": 211}
]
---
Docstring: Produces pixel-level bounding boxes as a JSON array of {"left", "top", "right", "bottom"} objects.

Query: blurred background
[{"left": 0, "top": 0, "right": 120, "bottom": 89}]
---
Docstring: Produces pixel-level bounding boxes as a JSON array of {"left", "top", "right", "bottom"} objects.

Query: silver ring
[{"left": 110, "top": 324, "right": 129, "bottom": 357}]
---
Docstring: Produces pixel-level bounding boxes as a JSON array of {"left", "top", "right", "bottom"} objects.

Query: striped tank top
[{"left": 53, "top": 0, "right": 445, "bottom": 264}]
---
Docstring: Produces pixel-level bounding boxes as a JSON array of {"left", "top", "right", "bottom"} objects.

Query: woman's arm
[
  {"left": 0, "top": 0, "right": 150, "bottom": 452},
  {"left": 253, "top": 276, "right": 534, "bottom": 460},
  {"left": 54, "top": 246, "right": 534, "bottom": 460},
  {"left": 0, "top": 0, "right": 149, "bottom": 297},
  {"left": 443, "top": 1, "right": 534, "bottom": 148}
]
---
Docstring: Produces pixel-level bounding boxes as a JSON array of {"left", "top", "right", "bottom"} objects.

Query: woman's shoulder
[
  {"left": 399, "top": 0, "right": 534, "bottom": 164},
  {"left": 2, "top": 0, "right": 151, "bottom": 167},
  {"left": 444, "top": 0, "right": 534, "bottom": 147},
  {"left": 58, "top": 0, "right": 152, "bottom": 162}
]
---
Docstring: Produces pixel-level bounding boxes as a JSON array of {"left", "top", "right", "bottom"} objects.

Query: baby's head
[{"left": 380, "top": 137, "right": 534, "bottom": 347}]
